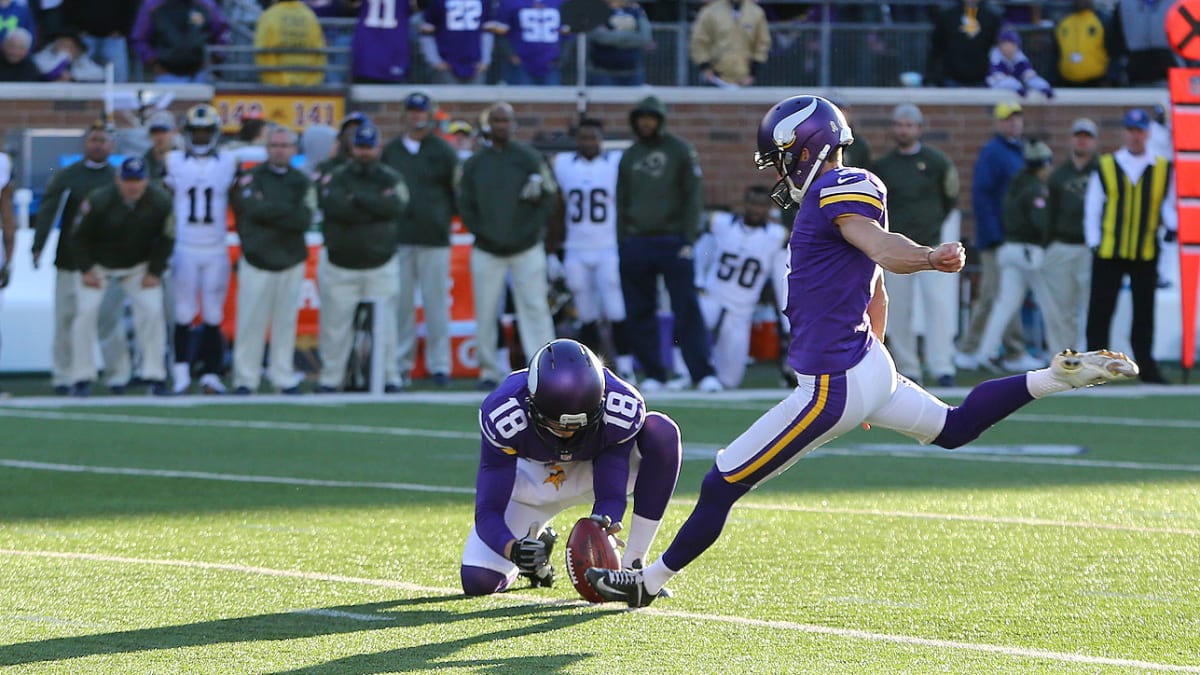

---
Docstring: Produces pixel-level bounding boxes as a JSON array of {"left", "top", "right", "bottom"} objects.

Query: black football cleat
[{"left": 585, "top": 568, "right": 656, "bottom": 607}]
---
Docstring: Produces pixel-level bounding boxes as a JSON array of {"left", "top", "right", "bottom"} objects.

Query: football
[{"left": 565, "top": 517, "right": 621, "bottom": 602}]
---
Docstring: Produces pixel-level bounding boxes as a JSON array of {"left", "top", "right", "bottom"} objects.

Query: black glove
[{"left": 508, "top": 526, "right": 549, "bottom": 571}]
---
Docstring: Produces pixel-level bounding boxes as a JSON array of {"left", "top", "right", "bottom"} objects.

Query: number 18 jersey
[
  {"left": 165, "top": 150, "right": 238, "bottom": 249},
  {"left": 552, "top": 149, "right": 621, "bottom": 251}
]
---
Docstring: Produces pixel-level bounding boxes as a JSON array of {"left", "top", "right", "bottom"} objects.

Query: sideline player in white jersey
[
  {"left": 551, "top": 119, "right": 633, "bottom": 377},
  {"left": 164, "top": 104, "right": 239, "bottom": 394},
  {"left": 693, "top": 185, "right": 788, "bottom": 388}
]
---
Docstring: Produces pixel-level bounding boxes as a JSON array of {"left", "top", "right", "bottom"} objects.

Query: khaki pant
[
  {"left": 977, "top": 243, "right": 1060, "bottom": 360},
  {"left": 54, "top": 269, "right": 130, "bottom": 387},
  {"left": 883, "top": 269, "right": 959, "bottom": 380},
  {"left": 233, "top": 259, "right": 305, "bottom": 390},
  {"left": 317, "top": 253, "right": 400, "bottom": 389},
  {"left": 70, "top": 263, "right": 165, "bottom": 384},
  {"left": 470, "top": 244, "right": 554, "bottom": 384},
  {"left": 395, "top": 245, "right": 452, "bottom": 378},
  {"left": 957, "top": 248, "right": 1024, "bottom": 357},
  {"left": 1041, "top": 242, "right": 1091, "bottom": 353}
]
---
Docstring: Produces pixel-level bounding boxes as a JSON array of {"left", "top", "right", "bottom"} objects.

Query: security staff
[
  {"left": 69, "top": 157, "right": 174, "bottom": 396},
  {"left": 232, "top": 126, "right": 315, "bottom": 395}
]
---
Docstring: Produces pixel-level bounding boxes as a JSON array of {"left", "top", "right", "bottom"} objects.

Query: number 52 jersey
[{"left": 164, "top": 150, "right": 238, "bottom": 249}]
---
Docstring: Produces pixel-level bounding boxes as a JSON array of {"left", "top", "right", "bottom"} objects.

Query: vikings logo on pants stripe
[{"left": 721, "top": 372, "right": 847, "bottom": 485}]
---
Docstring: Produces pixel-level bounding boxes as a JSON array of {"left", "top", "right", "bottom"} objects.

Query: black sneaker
[
  {"left": 53, "top": 385, "right": 70, "bottom": 396},
  {"left": 108, "top": 384, "right": 126, "bottom": 395},
  {"left": 585, "top": 568, "right": 656, "bottom": 607},
  {"left": 71, "top": 381, "right": 91, "bottom": 398},
  {"left": 233, "top": 386, "right": 252, "bottom": 395}
]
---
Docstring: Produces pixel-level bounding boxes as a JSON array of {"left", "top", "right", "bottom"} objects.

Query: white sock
[
  {"left": 642, "top": 558, "right": 677, "bottom": 596},
  {"left": 1025, "top": 368, "right": 1072, "bottom": 399},
  {"left": 622, "top": 514, "right": 661, "bottom": 569}
]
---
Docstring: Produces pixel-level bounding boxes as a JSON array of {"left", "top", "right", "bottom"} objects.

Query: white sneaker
[
  {"left": 953, "top": 351, "right": 979, "bottom": 370},
  {"left": 1050, "top": 349, "right": 1139, "bottom": 388},
  {"left": 1003, "top": 353, "right": 1046, "bottom": 372},
  {"left": 639, "top": 378, "right": 664, "bottom": 393},
  {"left": 172, "top": 363, "right": 191, "bottom": 395},
  {"left": 199, "top": 373, "right": 227, "bottom": 395},
  {"left": 665, "top": 376, "right": 691, "bottom": 391},
  {"left": 697, "top": 375, "right": 723, "bottom": 393}
]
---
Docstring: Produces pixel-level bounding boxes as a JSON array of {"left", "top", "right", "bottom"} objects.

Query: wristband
[{"left": 927, "top": 249, "right": 936, "bottom": 270}]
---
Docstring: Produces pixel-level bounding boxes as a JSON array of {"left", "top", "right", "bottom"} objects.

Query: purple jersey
[
  {"left": 424, "top": 0, "right": 490, "bottom": 80},
  {"left": 496, "top": 0, "right": 563, "bottom": 78},
  {"left": 473, "top": 368, "right": 645, "bottom": 556},
  {"left": 785, "top": 166, "right": 887, "bottom": 375},
  {"left": 352, "top": 0, "right": 410, "bottom": 81}
]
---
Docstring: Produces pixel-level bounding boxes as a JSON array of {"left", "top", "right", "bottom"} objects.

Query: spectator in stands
[
  {"left": 419, "top": 0, "right": 494, "bottom": 85},
  {"left": 32, "top": 0, "right": 66, "bottom": 42},
  {"left": 958, "top": 101, "right": 1035, "bottom": 371},
  {"left": 689, "top": 0, "right": 769, "bottom": 87},
  {"left": 0, "top": 0, "right": 35, "bottom": 45},
  {"left": 987, "top": 28, "right": 1054, "bottom": 98},
  {"left": 65, "top": 0, "right": 139, "bottom": 83},
  {"left": 458, "top": 102, "right": 557, "bottom": 390},
  {"left": 967, "top": 139, "right": 1060, "bottom": 371},
  {"left": 69, "top": 157, "right": 174, "bottom": 397},
  {"left": 33, "top": 31, "right": 106, "bottom": 82},
  {"left": 588, "top": 0, "right": 652, "bottom": 86},
  {"left": 232, "top": 127, "right": 313, "bottom": 395},
  {"left": 1054, "top": 0, "right": 1109, "bottom": 87},
  {"left": 132, "top": 0, "right": 231, "bottom": 84},
  {"left": 304, "top": 0, "right": 356, "bottom": 84},
  {"left": 488, "top": 0, "right": 567, "bottom": 85},
  {"left": 617, "top": 96, "right": 721, "bottom": 393},
  {"left": 351, "top": 0, "right": 414, "bottom": 83},
  {"left": 872, "top": 104, "right": 961, "bottom": 387},
  {"left": 0, "top": 27, "right": 39, "bottom": 82},
  {"left": 255, "top": 0, "right": 327, "bottom": 86},
  {"left": 382, "top": 91, "right": 459, "bottom": 388},
  {"left": 926, "top": 0, "right": 1002, "bottom": 87},
  {"left": 1043, "top": 117, "right": 1099, "bottom": 353},
  {"left": 1108, "top": 0, "right": 1178, "bottom": 86},
  {"left": 32, "top": 122, "right": 131, "bottom": 395},
  {"left": 1084, "top": 109, "right": 1176, "bottom": 384},
  {"left": 315, "top": 123, "right": 409, "bottom": 393},
  {"left": 143, "top": 110, "right": 177, "bottom": 184}
]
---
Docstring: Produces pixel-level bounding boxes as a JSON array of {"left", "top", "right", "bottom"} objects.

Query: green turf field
[{"left": 1, "top": 388, "right": 1198, "bottom": 674}]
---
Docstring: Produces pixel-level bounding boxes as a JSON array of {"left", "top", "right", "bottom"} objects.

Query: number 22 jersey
[{"left": 164, "top": 150, "right": 238, "bottom": 250}]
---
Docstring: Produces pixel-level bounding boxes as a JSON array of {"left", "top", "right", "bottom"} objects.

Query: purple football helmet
[
  {"left": 527, "top": 339, "right": 606, "bottom": 453},
  {"left": 754, "top": 95, "right": 854, "bottom": 208}
]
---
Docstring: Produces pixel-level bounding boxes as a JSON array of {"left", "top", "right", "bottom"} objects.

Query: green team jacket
[
  {"left": 458, "top": 140, "right": 556, "bottom": 256},
  {"left": 32, "top": 161, "right": 117, "bottom": 271},
  {"left": 73, "top": 183, "right": 175, "bottom": 277},
  {"left": 617, "top": 96, "right": 703, "bottom": 241},
  {"left": 1002, "top": 171, "right": 1051, "bottom": 246},
  {"left": 1045, "top": 157, "right": 1097, "bottom": 245},
  {"left": 381, "top": 133, "right": 459, "bottom": 247},
  {"left": 319, "top": 159, "right": 409, "bottom": 269},
  {"left": 234, "top": 163, "right": 314, "bottom": 271},
  {"left": 872, "top": 144, "right": 958, "bottom": 246}
]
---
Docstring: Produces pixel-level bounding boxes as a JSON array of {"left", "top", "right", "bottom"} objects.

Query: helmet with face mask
[
  {"left": 754, "top": 95, "right": 854, "bottom": 208},
  {"left": 183, "top": 104, "right": 221, "bottom": 155},
  {"left": 526, "top": 339, "right": 606, "bottom": 458}
]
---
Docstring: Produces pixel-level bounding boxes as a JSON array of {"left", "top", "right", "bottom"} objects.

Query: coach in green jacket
[
  {"left": 70, "top": 157, "right": 174, "bottom": 396},
  {"left": 232, "top": 126, "right": 315, "bottom": 395},
  {"left": 316, "top": 123, "right": 409, "bottom": 393}
]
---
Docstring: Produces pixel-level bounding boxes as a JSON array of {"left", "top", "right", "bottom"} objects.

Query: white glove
[{"left": 519, "top": 174, "right": 544, "bottom": 201}]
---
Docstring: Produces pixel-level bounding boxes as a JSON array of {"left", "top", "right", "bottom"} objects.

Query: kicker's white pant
[
  {"left": 71, "top": 263, "right": 165, "bottom": 384},
  {"left": 395, "top": 244, "right": 452, "bottom": 377},
  {"left": 233, "top": 259, "right": 304, "bottom": 390},
  {"left": 53, "top": 269, "right": 130, "bottom": 387},
  {"left": 461, "top": 448, "right": 643, "bottom": 579},
  {"left": 563, "top": 246, "right": 625, "bottom": 324},
  {"left": 1040, "top": 242, "right": 1091, "bottom": 352},
  {"left": 977, "top": 243, "right": 1061, "bottom": 359},
  {"left": 470, "top": 244, "right": 555, "bottom": 383},
  {"left": 173, "top": 245, "right": 230, "bottom": 325},
  {"left": 317, "top": 253, "right": 400, "bottom": 388},
  {"left": 883, "top": 269, "right": 958, "bottom": 380},
  {"left": 698, "top": 293, "right": 751, "bottom": 389},
  {"left": 715, "top": 340, "right": 950, "bottom": 488}
]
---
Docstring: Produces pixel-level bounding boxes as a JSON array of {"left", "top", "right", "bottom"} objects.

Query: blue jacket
[{"left": 971, "top": 134, "right": 1024, "bottom": 250}]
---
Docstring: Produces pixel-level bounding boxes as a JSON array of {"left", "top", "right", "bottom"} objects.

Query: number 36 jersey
[
  {"left": 478, "top": 368, "right": 645, "bottom": 464},
  {"left": 164, "top": 150, "right": 238, "bottom": 249},
  {"left": 552, "top": 150, "right": 621, "bottom": 251}
]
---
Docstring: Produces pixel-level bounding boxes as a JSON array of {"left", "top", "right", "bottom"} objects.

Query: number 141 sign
[{"left": 213, "top": 92, "right": 346, "bottom": 133}]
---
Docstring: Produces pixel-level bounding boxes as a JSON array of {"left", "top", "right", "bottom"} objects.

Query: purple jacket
[{"left": 131, "top": 0, "right": 230, "bottom": 73}]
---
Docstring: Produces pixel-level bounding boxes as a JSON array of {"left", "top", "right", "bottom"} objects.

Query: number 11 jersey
[{"left": 164, "top": 150, "right": 238, "bottom": 249}]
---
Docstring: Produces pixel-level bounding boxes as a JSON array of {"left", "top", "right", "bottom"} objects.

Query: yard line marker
[
  {"left": 3, "top": 459, "right": 1197, "bottom": 536},
  {"left": 1, "top": 548, "right": 1197, "bottom": 673}
]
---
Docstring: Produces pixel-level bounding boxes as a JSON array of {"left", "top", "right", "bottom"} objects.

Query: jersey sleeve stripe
[{"left": 819, "top": 193, "right": 883, "bottom": 211}]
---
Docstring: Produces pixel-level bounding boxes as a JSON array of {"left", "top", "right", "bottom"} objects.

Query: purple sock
[
  {"left": 933, "top": 374, "right": 1034, "bottom": 449},
  {"left": 631, "top": 412, "right": 682, "bottom": 521},
  {"left": 660, "top": 466, "right": 750, "bottom": 572},
  {"left": 460, "top": 565, "right": 510, "bottom": 596}
]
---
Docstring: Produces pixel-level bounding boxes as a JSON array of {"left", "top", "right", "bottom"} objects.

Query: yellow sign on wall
[{"left": 212, "top": 92, "right": 346, "bottom": 133}]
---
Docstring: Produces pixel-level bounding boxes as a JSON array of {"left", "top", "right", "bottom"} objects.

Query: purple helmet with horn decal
[
  {"left": 754, "top": 95, "right": 854, "bottom": 208},
  {"left": 527, "top": 339, "right": 606, "bottom": 454}
]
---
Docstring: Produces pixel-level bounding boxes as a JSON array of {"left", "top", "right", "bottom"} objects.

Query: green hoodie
[{"left": 616, "top": 96, "right": 703, "bottom": 241}]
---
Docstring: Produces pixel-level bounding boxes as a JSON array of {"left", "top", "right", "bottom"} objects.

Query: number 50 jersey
[{"left": 164, "top": 150, "right": 238, "bottom": 249}]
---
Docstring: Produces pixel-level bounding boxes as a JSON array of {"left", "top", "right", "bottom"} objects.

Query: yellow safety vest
[{"left": 1097, "top": 154, "right": 1171, "bottom": 261}]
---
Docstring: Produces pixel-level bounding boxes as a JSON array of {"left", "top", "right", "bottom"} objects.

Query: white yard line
[
  {"left": 1, "top": 548, "right": 1196, "bottom": 673},
  {"left": 2, "top": 459, "right": 1196, "bottom": 536}
]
